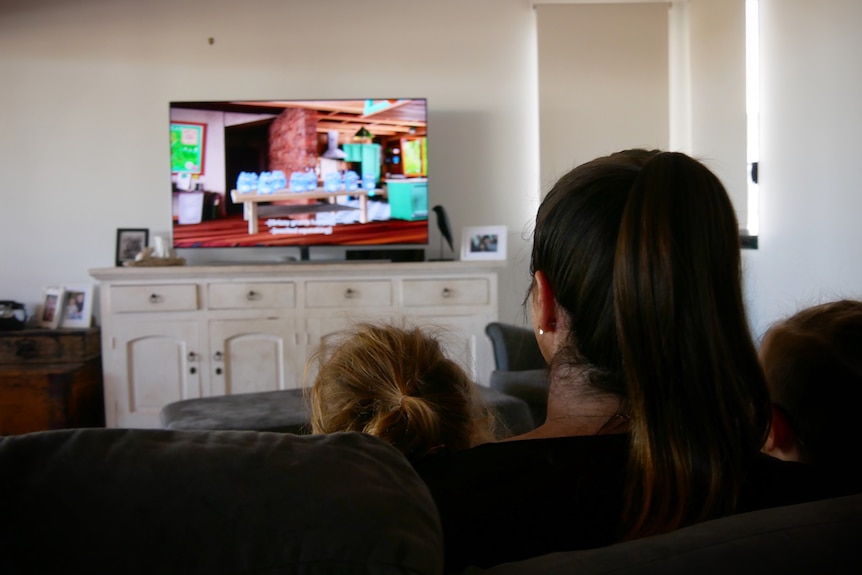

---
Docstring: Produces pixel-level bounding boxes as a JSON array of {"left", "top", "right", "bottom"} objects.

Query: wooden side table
[{"left": 0, "top": 327, "right": 104, "bottom": 435}]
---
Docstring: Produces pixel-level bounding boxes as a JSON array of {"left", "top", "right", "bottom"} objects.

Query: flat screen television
[{"left": 169, "top": 98, "right": 429, "bottom": 259}]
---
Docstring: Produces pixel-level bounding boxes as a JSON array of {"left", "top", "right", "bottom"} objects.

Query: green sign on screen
[{"left": 170, "top": 122, "right": 206, "bottom": 174}]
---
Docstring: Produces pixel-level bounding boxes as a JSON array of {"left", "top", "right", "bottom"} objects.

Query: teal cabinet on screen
[
  {"left": 386, "top": 179, "right": 428, "bottom": 221},
  {"left": 343, "top": 143, "right": 381, "bottom": 183}
]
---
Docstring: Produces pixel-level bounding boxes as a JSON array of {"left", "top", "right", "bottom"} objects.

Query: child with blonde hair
[{"left": 308, "top": 322, "right": 497, "bottom": 461}]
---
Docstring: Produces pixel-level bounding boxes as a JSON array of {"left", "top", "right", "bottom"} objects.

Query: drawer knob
[
  {"left": 213, "top": 351, "right": 223, "bottom": 361},
  {"left": 190, "top": 366, "right": 197, "bottom": 375},
  {"left": 344, "top": 288, "right": 356, "bottom": 299},
  {"left": 149, "top": 293, "right": 162, "bottom": 304},
  {"left": 246, "top": 290, "right": 259, "bottom": 301},
  {"left": 215, "top": 367, "right": 223, "bottom": 375},
  {"left": 187, "top": 352, "right": 197, "bottom": 362},
  {"left": 442, "top": 287, "right": 452, "bottom": 298}
]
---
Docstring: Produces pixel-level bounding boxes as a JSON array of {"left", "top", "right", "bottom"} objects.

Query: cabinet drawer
[
  {"left": 0, "top": 359, "right": 104, "bottom": 434},
  {"left": 111, "top": 284, "right": 199, "bottom": 313},
  {"left": 0, "top": 328, "right": 100, "bottom": 364},
  {"left": 306, "top": 280, "right": 393, "bottom": 308},
  {"left": 208, "top": 282, "right": 296, "bottom": 310},
  {"left": 402, "top": 278, "right": 490, "bottom": 307}
]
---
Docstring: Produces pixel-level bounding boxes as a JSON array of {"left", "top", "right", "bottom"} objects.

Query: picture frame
[
  {"left": 39, "top": 285, "right": 65, "bottom": 329},
  {"left": 460, "top": 225, "right": 507, "bottom": 261},
  {"left": 116, "top": 228, "right": 149, "bottom": 266},
  {"left": 60, "top": 283, "right": 94, "bottom": 329}
]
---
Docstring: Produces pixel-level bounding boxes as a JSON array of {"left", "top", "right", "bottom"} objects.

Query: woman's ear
[
  {"left": 762, "top": 404, "right": 802, "bottom": 462},
  {"left": 531, "top": 271, "right": 557, "bottom": 335},
  {"left": 531, "top": 271, "right": 562, "bottom": 363}
]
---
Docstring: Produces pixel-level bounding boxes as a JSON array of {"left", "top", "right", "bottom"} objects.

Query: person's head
[
  {"left": 308, "top": 322, "right": 496, "bottom": 461},
  {"left": 528, "top": 149, "right": 771, "bottom": 537},
  {"left": 760, "top": 299, "right": 862, "bottom": 467}
]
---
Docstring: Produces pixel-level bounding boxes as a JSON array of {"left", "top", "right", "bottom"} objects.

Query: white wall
[
  {"left": 743, "top": 0, "right": 862, "bottom": 337},
  {"left": 0, "top": 0, "right": 540, "bottom": 324},
  {"left": 537, "top": 2, "right": 669, "bottom": 189},
  {"left": 538, "top": 0, "right": 749, "bottom": 232},
  {"left": 687, "top": 0, "right": 748, "bottom": 230},
  {"left": 1, "top": 0, "right": 860, "bottom": 340}
]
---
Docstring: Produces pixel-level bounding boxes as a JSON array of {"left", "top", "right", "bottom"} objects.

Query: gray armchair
[{"left": 484, "top": 322, "right": 550, "bottom": 428}]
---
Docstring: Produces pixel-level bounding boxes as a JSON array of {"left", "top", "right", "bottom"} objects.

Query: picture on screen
[{"left": 169, "top": 98, "right": 429, "bottom": 250}]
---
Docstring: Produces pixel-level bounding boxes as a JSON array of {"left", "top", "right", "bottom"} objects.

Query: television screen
[{"left": 169, "top": 99, "right": 429, "bottom": 253}]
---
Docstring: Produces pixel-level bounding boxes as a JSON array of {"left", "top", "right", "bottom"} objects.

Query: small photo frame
[
  {"left": 461, "top": 225, "right": 507, "bottom": 261},
  {"left": 116, "top": 228, "right": 149, "bottom": 266},
  {"left": 60, "top": 284, "right": 94, "bottom": 328},
  {"left": 39, "top": 286, "right": 65, "bottom": 329}
]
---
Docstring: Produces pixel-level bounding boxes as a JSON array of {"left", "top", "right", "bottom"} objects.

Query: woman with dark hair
[{"left": 415, "top": 150, "right": 850, "bottom": 572}]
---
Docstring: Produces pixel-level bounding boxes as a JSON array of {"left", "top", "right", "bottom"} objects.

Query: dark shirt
[{"left": 414, "top": 434, "right": 855, "bottom": 573}]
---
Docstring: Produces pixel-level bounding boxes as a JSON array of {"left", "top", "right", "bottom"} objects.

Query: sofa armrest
[
  {"left": 0, "top": 429, "right": 443, "bottom": 575},
  {"left": 489, "top": 369, "right": 550, "bottom": 427}
]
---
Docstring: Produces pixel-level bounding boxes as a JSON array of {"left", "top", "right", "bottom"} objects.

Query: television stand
[{"left": 89, "top": 261, "right": 501, "bottom": 428}]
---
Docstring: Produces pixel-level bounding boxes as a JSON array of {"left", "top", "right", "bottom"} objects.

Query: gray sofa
[
  {"left": 2, "top": 428, "right": 860, "bottom": 574},
  {"left": 481, "top": 491, "right": 862, "bottom": 574},
  {"left": 0, "top": 428, "right": 442, "bottom": 575}
]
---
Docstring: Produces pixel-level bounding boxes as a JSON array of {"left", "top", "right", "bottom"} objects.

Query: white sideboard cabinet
[{"left": 90, "top": 261, "right": 500, "bottom": 428}]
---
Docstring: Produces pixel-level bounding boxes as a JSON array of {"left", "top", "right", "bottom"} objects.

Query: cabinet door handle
[
  {"left": 441, "top": 287, "right": 452, "bottom": 298},
  {"left": 215, "top": 367, "right": 223, "bottom": 375},
  {"left": 190, "top": 366, "right": 197, "bottom": 375},
  {"left": 149, "top": 293, "right": 162, "bottom": 304},
  {"left": 213, "top": 351, "right": 223, "bottom": 361},
  {"left": 246, "top": 290, "right": 259, "bottom": 301},
  {"left": 187, "top": 352, "right": 197, "bottom": 362},
  {"left": 344, "top": 288, "right": 356, "bottom": 299}
]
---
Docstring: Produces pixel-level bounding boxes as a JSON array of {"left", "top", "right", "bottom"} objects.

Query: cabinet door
[
  {"left": 106, "top": 320, "right": 203, "bottom": 428},
  {"left": 343, "top": 143, "right": 381, "bottom": 181},
  {"left": 305, "top": 313, "right": 397, "bottom": 384},
  {"left": 407, "top": 313, "right": 495, "bottom": 386},
  {"left": 387, "top": 181, "right": 428, "bottom": 221},
  {"left": 402, "top": 277, "right": 495, "bottom": 385},
  {"left": 361, "top": 143, "right": 381, "bottom": 181},
  {"left": 209, "top": 319, "right": 305, "bottom": 396}
]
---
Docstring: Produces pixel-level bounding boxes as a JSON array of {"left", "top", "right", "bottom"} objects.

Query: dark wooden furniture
[{"left": 0, "top": 327, "right": 104, "bottom": 435}]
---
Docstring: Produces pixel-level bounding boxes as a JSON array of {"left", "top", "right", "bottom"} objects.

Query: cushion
[
  {"left": 161, "top": 386, "right": 535, "bottom": 439},
  {"left": 479, "top": 492, "right": 862, "bottom": 574},
  {"left": 160, "top": 388, "right": 310, "bottom": 433},
  {"left": 0, "top": 428, "right": 443, "bottom": 575}
]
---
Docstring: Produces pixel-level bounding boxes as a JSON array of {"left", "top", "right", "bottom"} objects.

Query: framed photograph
[
  {"left": 461, "top": 225, "right": 507, "bottom": 261},
  {"left": 60, "top": 284, "right": 94, "bottom": 328},
  {"left": 116, "top": 228, "right": 149, "bottom": 266},
  {"left": 39, "top": 286, "right": 65, "bottom": 329}
]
